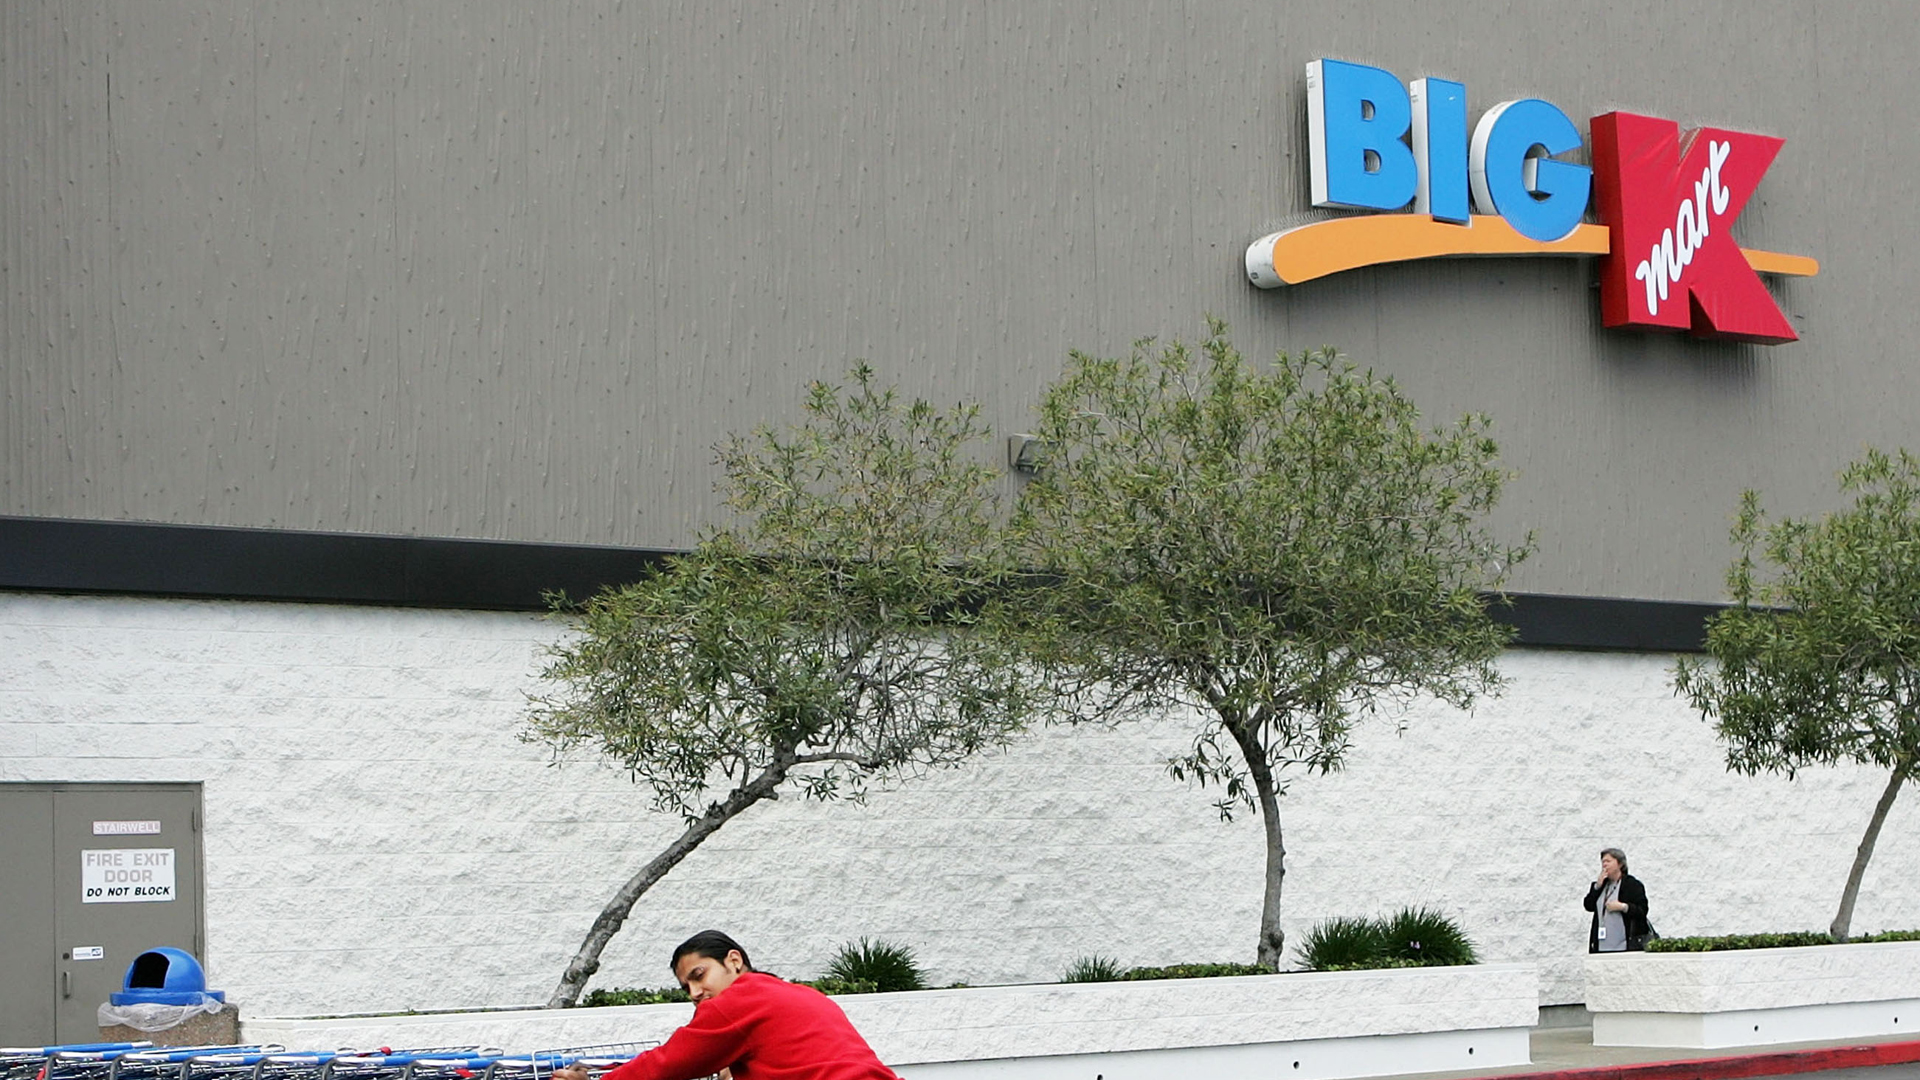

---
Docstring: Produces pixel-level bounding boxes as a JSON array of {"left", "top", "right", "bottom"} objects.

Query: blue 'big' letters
[
  {"left": 1307, "top": 58, "right": 1593, "bottom": 243},
  {"left": 1307, "top": 58, "right": 1418, "bottom": 212}
]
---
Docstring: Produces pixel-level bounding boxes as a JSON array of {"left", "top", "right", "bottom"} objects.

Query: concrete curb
[{"left": 1479, "top": 1039, "right": 1920, "bottom": 1080}]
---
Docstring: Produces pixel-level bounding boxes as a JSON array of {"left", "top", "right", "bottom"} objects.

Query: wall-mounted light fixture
[{"left": 1007, "top": 435, "right": 1051, "bottom": 474}]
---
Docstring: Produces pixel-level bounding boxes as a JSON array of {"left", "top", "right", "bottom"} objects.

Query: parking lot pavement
[
  {"left": 1392, "top": 1029, "right": 1920, "bottom": 1080},
  {"left": 1761, "top": 1067, "right": 1920, "bottom": 1080}
]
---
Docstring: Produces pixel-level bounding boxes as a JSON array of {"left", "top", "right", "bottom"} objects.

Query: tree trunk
[
  {"left": 1227, "top": 720, "right": 1288, "bottom": 971},
  {"left": 1830, "top": 762, "right": 1908, "bottom": 942},
  {"left": 546, "top": 762, "right": 790, "bottom": 1008}
]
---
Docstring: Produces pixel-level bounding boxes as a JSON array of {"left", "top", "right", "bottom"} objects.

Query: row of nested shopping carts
[{"left": 0, "top": 1042, "right": 668, "bottom": 1080}]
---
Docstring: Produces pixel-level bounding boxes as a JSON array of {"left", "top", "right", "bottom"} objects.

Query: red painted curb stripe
[{"left": 1485, "top": 1040, "right": 1920, "bottom": 1080}]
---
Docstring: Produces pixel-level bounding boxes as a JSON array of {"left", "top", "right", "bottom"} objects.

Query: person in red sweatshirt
[{"left": 555, "top": 931, "right": 902, "bottom": 1080}]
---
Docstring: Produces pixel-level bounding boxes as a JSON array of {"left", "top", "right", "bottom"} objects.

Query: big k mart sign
[{"left": 1245, "top": 59, "right": 1816, "bottom": 344}]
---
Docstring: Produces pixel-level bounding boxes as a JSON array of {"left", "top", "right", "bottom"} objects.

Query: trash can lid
[{"left": 110, "top": 947, "right": 226, "bottom": 1006}]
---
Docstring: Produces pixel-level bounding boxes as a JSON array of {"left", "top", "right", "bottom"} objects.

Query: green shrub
[
  {"left": 1299, "top": 917, "right": 1387, "bottom": 971},
  {"left": 1647, "top": 931, "right": 1832, "bottom": 952},
  {"left": 1647, "top": 929, "right": 1920, "bottom": 952},
  {"left": 580, "top": 985, "right": 690, "bottom": 1006},
  {"left": 1119, "top": 962, "right": 1271, "bottom": 980},
  {"left": 1061, "top": 955, "right": 1125, "bottom": 983},
  {"left": 1299, "top": 908, "right": 1477, "bottom": 971},
  {"left": 1379, "top": 907, "right": 1478, "bottom": 966},
  {"left": 799, "top": 976, "right": 881, "bottom": 995},
  {"left": 824, "top": 938, "right": 927, "bottom": 993}
]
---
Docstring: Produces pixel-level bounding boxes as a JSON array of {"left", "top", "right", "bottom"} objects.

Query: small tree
[
  {"left": 527, "top": 366, "right": 1049, "bottom": 1007},
  {"left": 1014, "top": 320, "right": 1529, "bottom": 969},
  {"left": 1675, "top": 448, "right": 1920, "bottom": 941}
]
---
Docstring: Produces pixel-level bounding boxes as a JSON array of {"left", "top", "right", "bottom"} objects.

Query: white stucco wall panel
[
  {"left": 3, "top": 593, "right": 1918, "bottom": 1018},
  {"left": 243, "top": 1004, "right": 690, "bottom": 1058},
  {"left": 1586, "top": 942, "right": 1920, "bottom": 1014},
  {"left": 828, "top": 966, "right": 1537, "bottom": 1061},
  {"left": 1592, "top": 1000, "right": 1920, "bottom": 1049},
  {"left": 240, "top": 966, "right": 1535, "bottom": 1067}
]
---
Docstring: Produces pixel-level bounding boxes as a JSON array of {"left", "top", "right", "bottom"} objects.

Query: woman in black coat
[{"left": 1584, "top": 846, "right": 1651, "bottom": 952}]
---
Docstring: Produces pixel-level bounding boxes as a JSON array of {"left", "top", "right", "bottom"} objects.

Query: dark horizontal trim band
[
  {"left": 0, "top": 515, "right": 672, "bottom": 612},
  {"left": 0, "top": 516, "right": 1719, "bottom": 651},
  {"left": 1495, "top": 591, "right": 1719, "bottom": 653}
]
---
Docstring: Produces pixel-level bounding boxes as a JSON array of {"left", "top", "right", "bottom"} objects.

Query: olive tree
[
  {"left": 526, "top": 367, "right": 1050, "bottom": 1007},
  {"left": 1013, "top": 320, "right": 1530, "bottom": 970},
  {"left": 1675, "top": 448, "right": 1920, "bottom": 941}
]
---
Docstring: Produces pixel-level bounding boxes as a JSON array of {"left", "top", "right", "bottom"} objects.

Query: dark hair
[
  {"left": 670, "top": 930, "right": 753, "bottom": 975},
  {"left": 1601, "top": 847, "right": 1629, "bottom": 874}
]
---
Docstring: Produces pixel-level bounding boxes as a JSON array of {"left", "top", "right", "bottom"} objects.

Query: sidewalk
[{"left": 1406, "top": 1026, "right": 1920, "bottom": 1080}]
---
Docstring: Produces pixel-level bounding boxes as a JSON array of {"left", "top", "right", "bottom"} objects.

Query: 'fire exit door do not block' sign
[{"left": 82, "top": 848, "right": 177, "bottom": 903}]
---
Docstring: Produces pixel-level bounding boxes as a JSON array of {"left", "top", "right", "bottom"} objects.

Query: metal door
[
  {"left": 0, "top": 783, "right": 205, "bottom": 1044},
  {"left": 0, "top": 785, "right": 58, "bottom": 1044}
]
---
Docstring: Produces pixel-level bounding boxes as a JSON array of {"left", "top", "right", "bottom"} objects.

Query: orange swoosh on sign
[
  {"left": 1249, "top": 214, "right": 1818, "bottom": 286},
  {"left": 1738, "top": 248, "right": 1820, "bottom": 277}
]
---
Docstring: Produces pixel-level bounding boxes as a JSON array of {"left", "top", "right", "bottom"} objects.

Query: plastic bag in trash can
[
  {"left": 98, "top": 997, "right": 227, "bottom": 1032},
  {"left": 106, "top": 946, "right": 228, "bottom": 1031}
]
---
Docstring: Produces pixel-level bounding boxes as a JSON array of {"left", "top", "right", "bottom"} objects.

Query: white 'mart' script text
[{"left": 1635, "top": 140, "right": 1732, "bottom": 316}]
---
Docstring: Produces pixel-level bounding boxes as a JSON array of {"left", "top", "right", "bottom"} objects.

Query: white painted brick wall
[
  {"left": 1586, "top": 940, "right": 1920, "bottom": 1013},
  {"left": 242, "top": 964, "right": 1539, "bottom": 1063},
  {"left": 3, "top": 593, "right": 1917, "bottom": 1017}
]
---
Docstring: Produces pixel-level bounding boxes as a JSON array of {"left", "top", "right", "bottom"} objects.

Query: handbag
[{"left": 1627, "top": 922, "right": 1659, "bottom": 950}]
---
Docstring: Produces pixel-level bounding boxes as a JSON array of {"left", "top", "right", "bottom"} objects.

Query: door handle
[{"left": 62, "top": 969, "right": 72, "bottom": 999}]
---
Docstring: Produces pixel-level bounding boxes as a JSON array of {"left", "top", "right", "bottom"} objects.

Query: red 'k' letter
[{"left": 1590, "top": 111, "right": 1795, "bottom": 344}]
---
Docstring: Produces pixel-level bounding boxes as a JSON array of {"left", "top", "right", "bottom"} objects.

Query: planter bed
[
  {"left": 1586, "top": 940, "right": 1920, "bottom": 1048},
  {"left": 245, "top": 964, "right": 1538, "bottom": 1080}
]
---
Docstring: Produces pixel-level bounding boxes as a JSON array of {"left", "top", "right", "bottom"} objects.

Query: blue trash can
[{"left": 110, "top": 947, "right": 226, "bottom": 1006}]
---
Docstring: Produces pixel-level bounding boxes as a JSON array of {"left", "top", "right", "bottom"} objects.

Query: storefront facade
[{"left": 4, "top": 1, "right": 1917, "bottom": 1024}]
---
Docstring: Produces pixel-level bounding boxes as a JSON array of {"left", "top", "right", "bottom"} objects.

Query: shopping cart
[
  {"left": 39, "top": 1046, "right": 276, "bottom": 1080},
  {"left": 0, "top": 1044, "right": 153, "bottom": 1080},
  {"left": 6, "top": 1037, "right": 665, "bottom": 1080},
  {"left": 398, "top": 1043, "right": 655, "bottom": 1080},
  {"left": 113, "top": 1047, "right": 285, "bottom": 1080},
  {"left": 174, "top": 1051, "right": 334, "bottom": 1080},
  {"left": 499, "top": 1044, "right": 654, "bottom": 1080},
  {"left": 40, "top": 1044, "right": 200, "bottom": 1080},
  {"left": 176, "top": 1047, "right": 495, "bottom": 1080},
  {"left": 320, "top": 1048, "right": 513, "bottom": 1080}
]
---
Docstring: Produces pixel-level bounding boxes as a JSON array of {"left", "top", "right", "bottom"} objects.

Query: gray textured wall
[{"left": 4, "top": 2, "right": 1913, "bottom": 602}]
